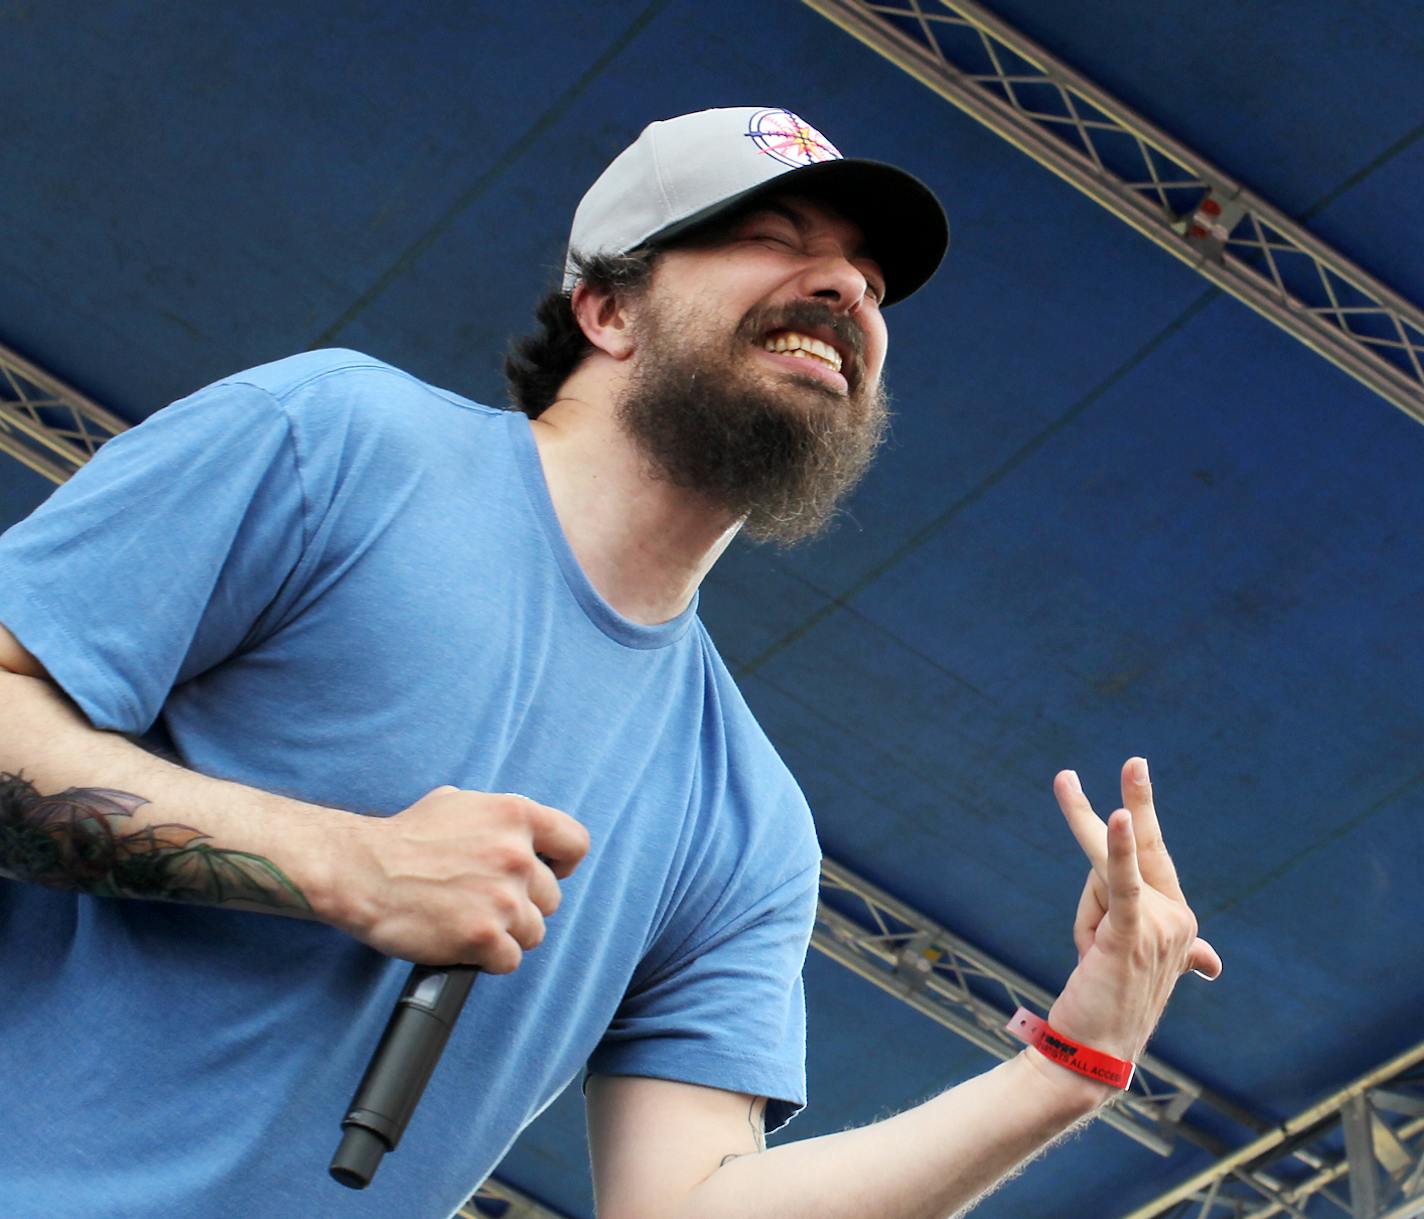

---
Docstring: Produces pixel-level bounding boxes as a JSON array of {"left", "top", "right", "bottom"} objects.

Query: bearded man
[{"left": 0, "top": 108, "right": 1217, "bottom": 1219}]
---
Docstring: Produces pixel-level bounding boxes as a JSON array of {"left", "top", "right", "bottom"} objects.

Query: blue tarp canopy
[{"left": 3, "top": 3, "right": 1421, "bottom": 1215}]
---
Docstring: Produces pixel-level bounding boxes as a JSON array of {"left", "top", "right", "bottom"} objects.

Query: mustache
[{"left": 736, "top": 302, "right": 867, "bottom": 384}]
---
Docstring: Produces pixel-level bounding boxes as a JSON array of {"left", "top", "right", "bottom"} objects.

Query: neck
[{"left": 526, "top": 365, "right": 742, "bottom": 626}]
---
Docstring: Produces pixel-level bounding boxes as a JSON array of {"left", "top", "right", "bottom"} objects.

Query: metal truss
[
  {"left": 816, "top": 856, "right": 1424, "bottom": 1219},
  {"left": 1126, "top": 1041, "right": 1424, "bottom": 1219},
  {"left": 801, "top": 0, "right": 1424, "bottom": 425},
  {"left": 8, "top": 341, "right": 1418, "bottom": 1219},
  {"left": 0, "top": 341, "right": 128, "bottom": 484},
  {"left": 814, "top": 858, "right": 1272, "bottom": 1161}
]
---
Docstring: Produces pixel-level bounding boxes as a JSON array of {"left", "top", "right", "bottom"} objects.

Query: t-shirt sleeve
[
  {"left": 587, "top": 864, "right": 819, "bottom": 1134},
  {"left": 0, "top": 378, "right": 306, "bottom": 733}
]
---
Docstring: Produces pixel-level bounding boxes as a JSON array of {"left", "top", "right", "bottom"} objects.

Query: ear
[{"left": 571, "top": 281, "right": 638, "bottom": 361}]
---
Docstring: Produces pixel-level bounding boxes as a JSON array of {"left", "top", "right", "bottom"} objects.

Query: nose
[{"left": 795, "top": 253, "right": 871, "bottom": 313}]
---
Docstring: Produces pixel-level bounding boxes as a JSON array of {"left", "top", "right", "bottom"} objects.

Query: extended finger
[
  {"left": 1187, "top": 935, "right": 1223, "bottom": 981},
  {"left": 1105, "top": 809, "right": 1143, "bottom": 933},
  {"left": 1054, "top": 769, "right": 1109, "bottom": 879},
  {"left": 1121, "top": 757, "right": 1185, "bottom": 901},
  {"left": 1073, "top": 870, "right": 1107, "bottom": 960}
]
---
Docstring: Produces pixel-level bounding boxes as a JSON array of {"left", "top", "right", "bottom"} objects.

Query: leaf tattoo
[{"left": 0, "top": 771, "right": 310, "bottom": 911}]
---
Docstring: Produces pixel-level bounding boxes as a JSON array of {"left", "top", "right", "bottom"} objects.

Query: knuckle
[
  {"left": 462, "top": 921, "right": 520, "bottom": 973},
  {"left": 1163, "top": 901, "right": 1195, "bottom": 930},
  {"left": 493, "top": 843, "right": 532, "bottom": 876},
  {"left": 463, "top": 916, "right": 502, "bottom": 950},
  {"left": 502, "top": 794, "right": 533, "bottom": 823},
  {"left": 487, "top": 887, "right": 521, "bottom": 921},
  {"left": 482, "top": 796, "right": 519, "bottom": 828}
]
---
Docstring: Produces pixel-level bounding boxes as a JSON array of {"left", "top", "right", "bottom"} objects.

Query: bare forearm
[
  {"left": 0, "top": 671, "right": 592, "bottom": 966},
  {"left": 0, "top": 671, "right": 346, "bottom": 921},
  {"left": 593, "top": 761, "right": 1216, "bottom": 1219},
  {"left": 679, "top": 1053, "right": 1104, "bottom": 1219}
]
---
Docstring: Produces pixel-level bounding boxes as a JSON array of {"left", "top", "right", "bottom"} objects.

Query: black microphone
[{"left": 329, "top": 962, "right": 478, "bottom": 1189}]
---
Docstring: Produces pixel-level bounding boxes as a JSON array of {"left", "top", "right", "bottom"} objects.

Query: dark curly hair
[{"left": 503, "top": 248, "right": 660, "bottom": 418}]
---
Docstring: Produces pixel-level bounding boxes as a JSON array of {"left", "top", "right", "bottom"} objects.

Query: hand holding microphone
[
  {"left": 335, "top": 786, "right": 589, "bottom": 968},
  {"left": 328, "top": 787, "right": 589, "bottom": 1187}
]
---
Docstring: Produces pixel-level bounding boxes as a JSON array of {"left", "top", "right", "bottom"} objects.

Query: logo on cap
[{"left": 744, "top": 108, "right": 842, "bottom": 168}]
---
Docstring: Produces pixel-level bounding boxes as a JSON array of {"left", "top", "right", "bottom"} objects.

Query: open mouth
[{"left": 761, "top": 329, "right": 845, "bottom": 375}]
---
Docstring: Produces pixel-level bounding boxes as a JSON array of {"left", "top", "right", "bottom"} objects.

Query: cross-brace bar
[
  {"left": 815, "top": 860, "right": 1278, "bottom": 1159},
  {"left": 800, "top": 0, "right": 1424, "bottom": 425},
  {"left": 7, "top": 340, "right": 1413, "bottom": 1218},
  {"left": 1124, "top": 1046, "right": 1424, "bottom": 1219},
  {"left": 0, "top": 341, "right": 127, "bottom": 483}
]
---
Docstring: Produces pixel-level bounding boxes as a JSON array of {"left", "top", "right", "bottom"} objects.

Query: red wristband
[{"left": 1005, "top": 1007, "right": 1135, "bottom": 1089}]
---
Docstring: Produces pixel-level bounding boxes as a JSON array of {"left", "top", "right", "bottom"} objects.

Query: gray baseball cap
[{"left": 563, "top": 107, "right": 948, "bottom": 306}]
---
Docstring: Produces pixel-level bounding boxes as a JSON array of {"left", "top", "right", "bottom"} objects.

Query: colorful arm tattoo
[{"left": 0, "top": 770, "right": 310, "bottom": 912}]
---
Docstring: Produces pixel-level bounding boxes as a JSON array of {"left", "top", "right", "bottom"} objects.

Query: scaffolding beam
[
  {"left": 1124, "top": 1042, "right": 1424, "bottom": 1219},
  {"left": 6, "top": 344, "right": 1412, "bottom": 1218},
  {"left": 813, "top": 858, "right": 1424, "bottom": 1218},
  {"left": 815, "top": 859, "right": 1273, "bottom": 1160},
  {"left": 0, "top": 342, "right": 128, "bottom": 484},
  {"left": 800, "top": 0, "right": 1424, "bottom": 425}
]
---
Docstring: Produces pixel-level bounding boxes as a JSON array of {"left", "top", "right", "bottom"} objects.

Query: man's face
[{"left": 615, "top": 195, "right": 892, "bottom": 545}]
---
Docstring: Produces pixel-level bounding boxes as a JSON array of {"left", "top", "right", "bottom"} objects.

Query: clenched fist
[{"left": 332, "top": 787, "right": 590, "bottom": 971}]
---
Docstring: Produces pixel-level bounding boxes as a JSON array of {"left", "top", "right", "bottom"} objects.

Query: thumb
[{"left": 1187, "top": 936, "right": 1223, "bottom": 981}]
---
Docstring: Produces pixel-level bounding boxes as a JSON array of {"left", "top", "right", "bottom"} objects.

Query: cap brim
[{"left": 640, "top": 158, "right": 948, "bottom": 307}]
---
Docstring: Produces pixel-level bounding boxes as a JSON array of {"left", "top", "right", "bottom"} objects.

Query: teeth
[{"left": 762, "top": 331, "right": 842, "bottom": 373}]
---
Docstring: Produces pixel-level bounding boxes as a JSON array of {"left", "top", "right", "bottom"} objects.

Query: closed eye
[
  {"left": 746, "top": 225, "right": 799, "bottom": 248},
  {"left": 737, "top": 209, "right": 801, "bottom": 245}
]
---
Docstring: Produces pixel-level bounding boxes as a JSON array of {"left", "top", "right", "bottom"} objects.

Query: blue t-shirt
[{"left": 0, "top": 350, "right": 820, "bottom": 1219}]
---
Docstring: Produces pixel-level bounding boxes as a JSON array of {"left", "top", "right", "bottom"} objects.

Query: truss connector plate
[
  {"left": 1175, "top": 184, "right": 1249, "bottom": 263},
  {"left": 893, "top": 933, "right": 943, "bottom": 994}
]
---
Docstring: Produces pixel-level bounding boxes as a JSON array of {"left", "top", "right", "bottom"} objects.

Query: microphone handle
[{"left": 329, "top": 963, "right": 478, "bottom": 1189}]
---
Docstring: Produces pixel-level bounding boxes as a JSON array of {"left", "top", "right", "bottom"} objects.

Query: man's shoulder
[
  {"left": 182, "top": 349, "right": 518, "bottom": 500},
  {"left": 198, "top": 349, "right": 514, "bottom": 469},
  {"left": 218, "top": 348, "right": 501, "bottom": 419},
  {"left": 220, "top": 347, "right": 394, "bottom": 397}
]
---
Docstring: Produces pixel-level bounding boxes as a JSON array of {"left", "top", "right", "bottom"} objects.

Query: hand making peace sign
[{"left": 1037, "top": 757, "right": 1222, "bottom": 1080}]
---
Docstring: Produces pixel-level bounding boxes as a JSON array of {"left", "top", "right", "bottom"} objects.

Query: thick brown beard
[{"left": 616, "top": 298, "right": 890, "bottom": 546}]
